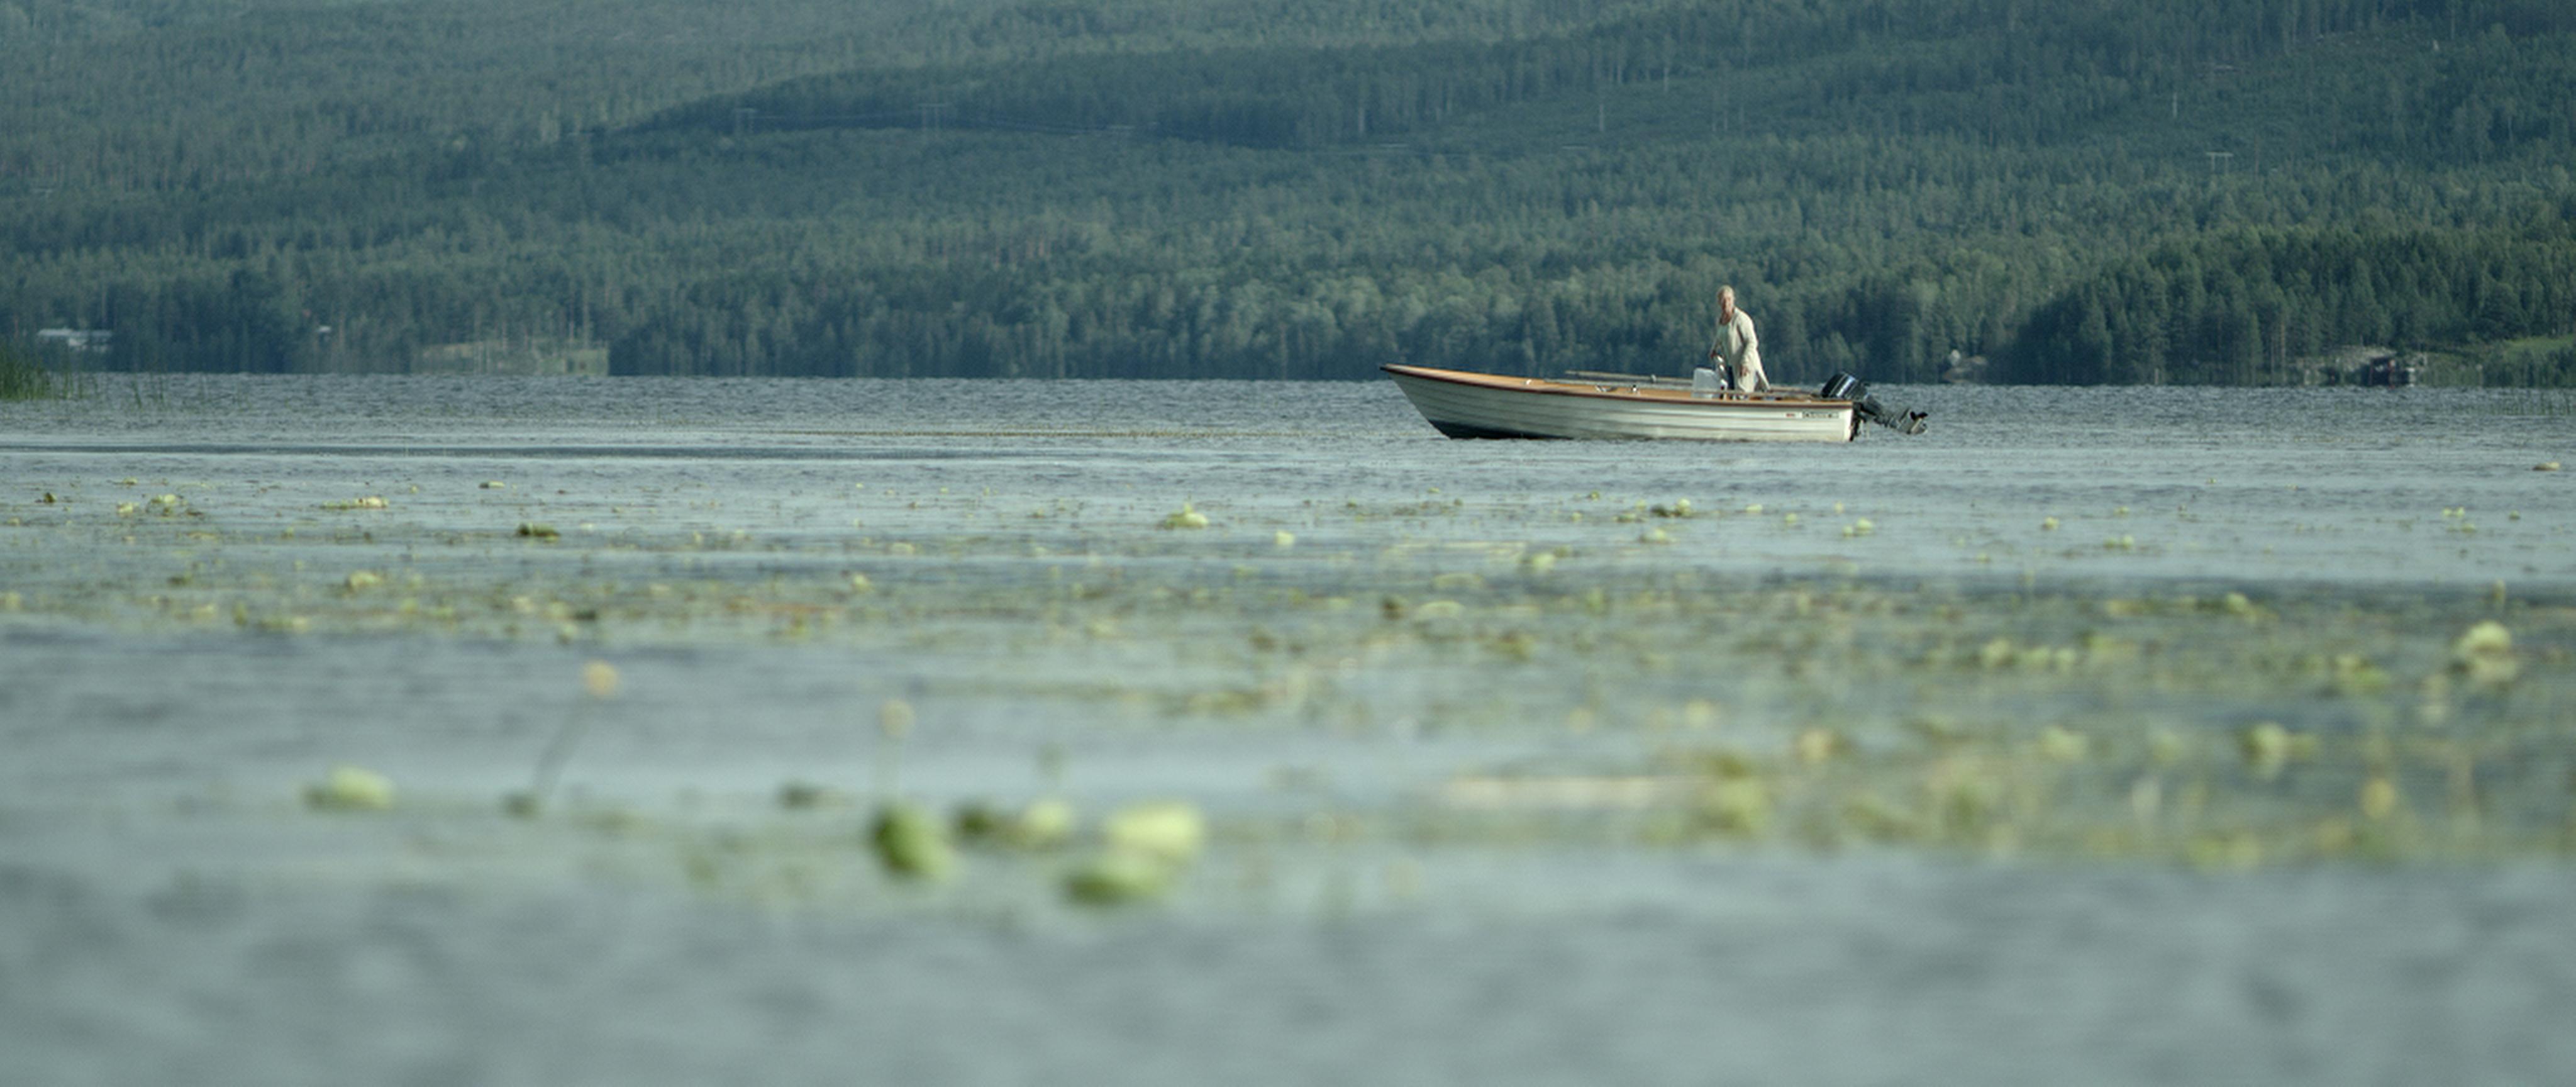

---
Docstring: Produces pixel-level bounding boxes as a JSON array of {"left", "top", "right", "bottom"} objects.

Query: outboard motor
[{"left": 1819, "top": 372, "right": 1928, "bottom": 435}]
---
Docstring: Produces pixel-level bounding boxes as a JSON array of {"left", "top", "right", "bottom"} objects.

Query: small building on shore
[
  {"left": 35, "top": 328, "right": 113, "bottom": 354},
  {"left": 2355, "top": 352, "right": 2419, "bottom": 387},
  {"left": 2290, "top": 346, "right": 2424, "bottom": 387}
]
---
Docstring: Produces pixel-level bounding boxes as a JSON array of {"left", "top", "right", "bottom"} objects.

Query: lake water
[{"left": 4, "top": 376, "right": 2573, "bottom": 1085}]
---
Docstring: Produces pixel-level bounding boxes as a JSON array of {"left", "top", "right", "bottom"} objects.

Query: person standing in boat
[{"left": 1706, "top": 285, "right": 1769, "bottom": 393}]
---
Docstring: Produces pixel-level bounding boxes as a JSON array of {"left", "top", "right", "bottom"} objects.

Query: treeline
[
  {"left": 47, "top": 132, "right": 2559, "bottom": 386},
  {"left": 2002, "top": 216, "right": 2576, "bottom": 384},
  {"left": 5, "top": 0, "right": 2576, "bottom": 384}
]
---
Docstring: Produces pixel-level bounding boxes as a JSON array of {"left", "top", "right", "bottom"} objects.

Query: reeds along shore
[{"left": 0, "top": 342, "right": 73, "bottom": 400}]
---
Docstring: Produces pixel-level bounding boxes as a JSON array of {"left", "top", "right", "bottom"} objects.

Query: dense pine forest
[{"left": 4, "top": 0, "right": 2573, "bottom": 384}]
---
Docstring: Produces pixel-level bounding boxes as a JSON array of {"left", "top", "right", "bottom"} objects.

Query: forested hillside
[{"left": 4, "top": 0, "right": 2573, "bottom": 383}]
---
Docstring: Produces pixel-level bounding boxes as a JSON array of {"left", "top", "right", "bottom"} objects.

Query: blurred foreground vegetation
[
  {"left": 11, "top": 482, "right": 2574, "bottom": 875},
  {"left": 3, "top": 0, "right": 2573, "bottom": 384}
]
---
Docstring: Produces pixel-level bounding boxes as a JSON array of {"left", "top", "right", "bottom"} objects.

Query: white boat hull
[{"left": 1383, "top": 364, "right": 1860, "bottom": 443}]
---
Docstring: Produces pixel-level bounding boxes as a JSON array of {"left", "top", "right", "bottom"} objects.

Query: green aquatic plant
[
  {"left": 2036, "top": 725, "right": 2090, "bottom": 763},
  {"left": 303, "top": 764, "right": 396, "bottom": 811},
  {"left": 1060, "top": 800, "right": 1208, "bottom": 906},
  {"left": 1063, "top": 847, "right": 1178, "bottom": 906},
  {"left": 2239, "top": 723, "right": 2304, "bottom": 780},
  {"left": 955, "top": 796, "right": 1078, "bottom": 850},
  {"left": 870, "top": 801, "right": 956, "bottom": 881},
  {"left": 1793, "top": 728, "right": 1845, "bottom": 765},
  {"left": 2359, "top": 776, "right": 2402, "bottom": 822},
  {"left": 2450, "top": 621, "right": 2518, "bottom": 686},
  {"left": 1698, "top": 778, "right": 1773, "bottom": 835},
  {"left": 1102, "top": 801, "right": 1206, "bottom": 864},
  {"left": 778, "top": 781, "right": 849, "bottom": 810}
]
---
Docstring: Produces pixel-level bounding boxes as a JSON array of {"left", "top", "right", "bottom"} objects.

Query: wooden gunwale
[{"left": 1380, "top": 364, "right": 1848, "bottom": 408}]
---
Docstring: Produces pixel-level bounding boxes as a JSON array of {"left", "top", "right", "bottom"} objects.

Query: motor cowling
[{"left": 1819, "top": 372, "right": 1927, "bottom": 435}]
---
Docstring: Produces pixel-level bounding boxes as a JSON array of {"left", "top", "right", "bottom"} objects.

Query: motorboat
[{"left": 1383, "top": 364, "right": 1924, "bottom": 442}]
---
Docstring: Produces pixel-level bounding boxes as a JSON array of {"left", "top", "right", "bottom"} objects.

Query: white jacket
[{"left": 1712, "top": 308, "right": 1768, "bottom": 392}]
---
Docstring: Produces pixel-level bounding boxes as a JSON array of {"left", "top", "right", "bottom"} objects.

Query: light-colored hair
[{"left": 1717, "top": 285, "right": 1736, "bottom": 303}]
